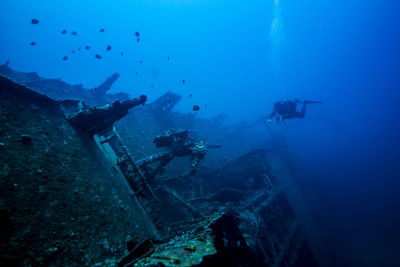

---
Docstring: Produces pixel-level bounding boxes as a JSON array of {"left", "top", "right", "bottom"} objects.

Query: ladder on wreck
[{"left": 94, "top": 130, "right": 167, "bottom": 234}]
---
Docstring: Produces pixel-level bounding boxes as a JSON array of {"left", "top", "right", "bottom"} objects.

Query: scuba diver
[{"left": 267, "top": 98, "right": 323, "bottom": 123}]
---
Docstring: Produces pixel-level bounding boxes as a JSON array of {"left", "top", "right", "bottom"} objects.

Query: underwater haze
[{"left": 1, "top": 0, "right": 400, "bottom": 266}]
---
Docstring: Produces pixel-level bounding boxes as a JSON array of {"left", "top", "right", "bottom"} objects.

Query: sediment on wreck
[
  {"left": 113, "top": 94, "right": 328, "bottom": 266},
  {"left": 0, "top": 67, "right": 331, "bottom": 266},
  {"left": 0, "top": 64, "right": 128, "bottom": 106},
  {"left": 0, "top": 76, "right": 155, "bottom": 266}
]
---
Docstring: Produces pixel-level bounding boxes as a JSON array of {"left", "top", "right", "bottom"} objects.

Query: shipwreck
[{"left": 0, "top": 65, "right": 331, "bottom": 266}]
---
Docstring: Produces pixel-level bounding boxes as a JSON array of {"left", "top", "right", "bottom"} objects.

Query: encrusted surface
[
  {"left": 0, "top": 76, "right": 152, "bottom": 266},
  {"left": 0, "top": 73, "right": 321, "bottom": 266}
]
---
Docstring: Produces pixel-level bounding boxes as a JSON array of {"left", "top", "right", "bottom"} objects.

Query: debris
[
  {"left": 71, "top": 31, "right": 77, "bottom": 36},
  {"left": 192, "top": 105, "right": 200, "bottom": 111},
  {"left": 130, "top": 213, "right": 250, "bottom": 267},
  {"left": 61, "top": 29, "right": 67, "bottom": 34},
  {"left": 182, "top": 79, "right": 186, "bottom": 84},
  {"left": 95, "top": 54, "right": 102, "bottom": 59},
  {"left": 62, "top": 56, "right": 68, "bottom": 61},
  {"left": 118, "top": 239, "right": 155, "bottom": 266},
  {"left": 99, "top": 28, "right": 105, "bottom": 32},
  {"left": 30, "top": 41, "right": 36, "bottom": 46},
  {"left": 106, "top": 45, "right": 112, "bottom": 51},
  {"left": 19, "top": 134, "right": 32, "bottom": 143},
  {"left": 85, "top": 45, "right": 91, "bottom": 50},
  {"left": 31, "top": 19, "right": 39, "bottom": 24}
]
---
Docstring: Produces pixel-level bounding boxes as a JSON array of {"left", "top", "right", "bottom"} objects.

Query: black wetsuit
[{"left": 268, "top": 99, "right": 322, "bottom": 122}]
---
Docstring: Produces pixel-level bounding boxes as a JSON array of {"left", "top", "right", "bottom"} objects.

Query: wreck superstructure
[
  {"left": 0, "top": 64, "right": 128, "bottom": 106},
  {"left": 0, "top": 67, "right": 330, "bottom": 266}
]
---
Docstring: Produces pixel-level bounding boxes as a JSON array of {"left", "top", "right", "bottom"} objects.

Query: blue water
[{"left": 1, "top": 0, "right": 399, "bottom": 266}]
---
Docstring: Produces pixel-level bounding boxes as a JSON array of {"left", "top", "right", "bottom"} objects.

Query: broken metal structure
[
  {"left": 147, "top": 91, "right": 182, "bottom": 114},
  {"left": 135, "top": 129, "right": 220, "bottom": 179},
  {"left": 0, "top": 67, "right": 328, "bottom": 266},
  {"left": 0, "top": 64, "right": 128, "bottom": 105}
]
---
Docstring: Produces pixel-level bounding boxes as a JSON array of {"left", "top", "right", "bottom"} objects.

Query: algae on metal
[{"left": 132, "top": 214, "right": 223, "bottom": 266}]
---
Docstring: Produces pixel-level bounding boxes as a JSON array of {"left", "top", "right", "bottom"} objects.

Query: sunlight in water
[
  {"left": 270, "top": 0, "right": 284, "bottom": 73},
  {"left": 270, "top": 0, "right": 282, "bottom": 37}
]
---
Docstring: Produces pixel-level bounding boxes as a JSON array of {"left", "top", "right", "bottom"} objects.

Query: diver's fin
[{"left": 303, "top": 100, "right": 323, "bottom": 104}]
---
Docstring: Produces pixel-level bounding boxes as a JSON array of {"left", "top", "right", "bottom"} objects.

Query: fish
[
  {"left": 95, "top": 54, "right": 102, "bottom": 59},
  {"left": 151, "top": 85, "right": 154, "bottom": 88},
  {"left": 99, "top": 28, "right": 105, "bottom": 32},
  {"left": 106, "top": 45, "right": 112, "bottom": 51},
  {"left": 204, "top": 104, "right": 208, "bottom": 108},
  {"left": 167, "top": 56, "right": 170, "bottom": 61},
  {"left": 136, "top": 37, "right": 140, "bottom": 43},
  {"left": 78, "top": 47, "right": 81, "bottom": 51},
  {"left": 30, "top": 41, "right": 36, "bottom": 46},
  {"left": 189, "top": 94, "right": 192, "bottom": 98},
  {"left": 136, "top": 72, "right": 138, "bottom": 75},
  {"left": 135, "top": 31, "right": 140, "bottom": 37},
  {"left": 71, "top": 50, "right": 75, "bottom": 54},
  {"left": 71, "top": 31, "right": 77, "bottom": 36},
  {"left": 192, "top": 105, "right": 200, "bottom": 111},
  {"left": 121, "top": 52, "right": 124, "bottom": 56},
  {"left": 62, "top": 56, "right": 68, "bottom": 61},
  {"left": 5, "top": 60, "right": 10, "bottom": 65},
  {"left": 61, "top": 29, "right": 67, "bottom": 34},
  {"left": 85, "top": 45, "right": 91, "bottom": 50},
  {"left": 182, "top": 80, "right": 186, "bottom": 84},
  {"left": 31, "top": 19, "right": 39, "bottom": 24},
  {"left": 139, "top": 60, "right": 143, "bottom": 64}
]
